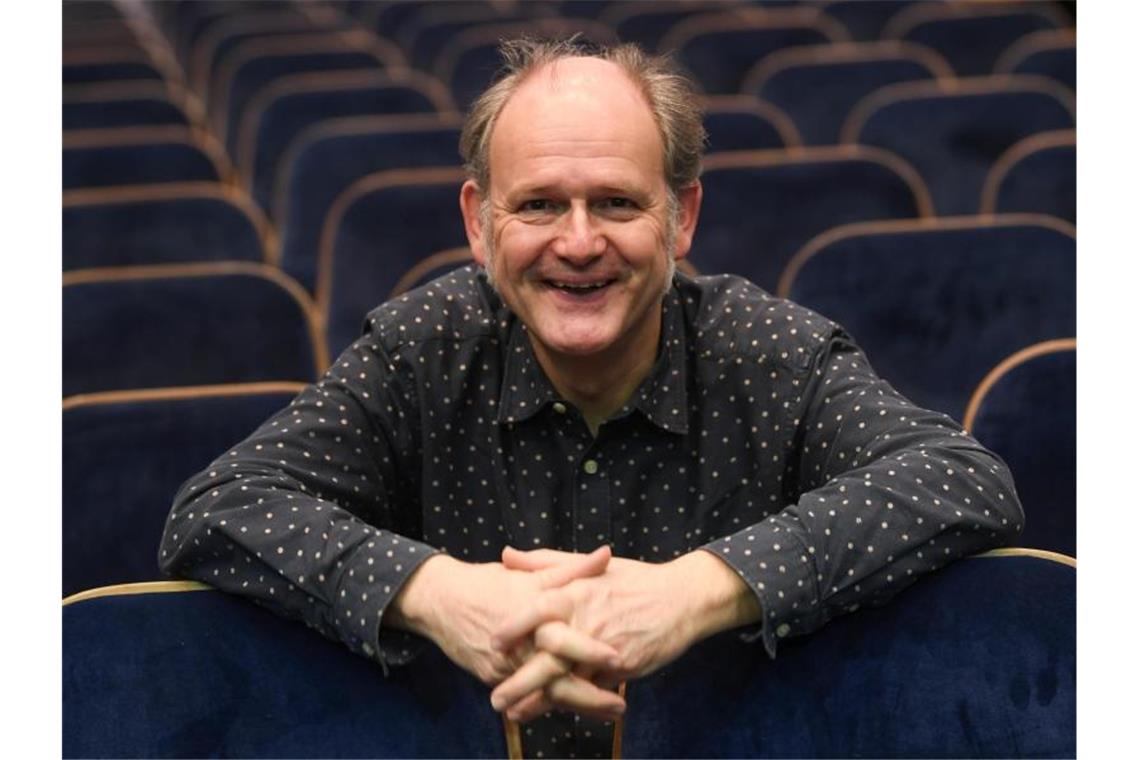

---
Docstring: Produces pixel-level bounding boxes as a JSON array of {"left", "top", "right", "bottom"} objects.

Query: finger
[
  {"left": 525, "top": 673, "right": 626, "bottom": 722},
  {"left": 533, "top": 545, "right": 611, "bottom": 590},
  {"left": 491, "top": 591, "right": 573, "bottom": 651},
  {"left": 491, "top": 651, "right": 570, "bottom": 712},
  {"left": 503, "top": 691, "right": 550, "bottom": 725},
  {"left": 534, "top": 622, "right": 621, "bottom": 670},
  {"left": 502, "top": 545, "right": 590, "bottom": 571}
]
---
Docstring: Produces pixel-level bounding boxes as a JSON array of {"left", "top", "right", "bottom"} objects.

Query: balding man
[{"left": 161, "top": 38, "right": 1022, "bottom": 758}]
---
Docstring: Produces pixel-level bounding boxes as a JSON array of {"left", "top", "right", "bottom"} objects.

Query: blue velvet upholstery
[
  {"left": 970, "top": 347, "right": 1076, "bottom": 557},
  {"left": 1010, "top": 45, "right": 1076, "bottom": 91},
  {"left": 673, "top": 23, "right": 834, "bottom": 94},
  {"left": 623, "top": 554, "right": 1075, "bottom": 758},
  {"left": 611, "top": 6, "right": 721, "bottom": 51},
  {"left": 324, "top": 171, "right": 468, "bottom": 356},
  {"left": 691, "top": 152, "right": 924, "bottom": 292},
  {"left": 63, "top": 0, "right": 123, "bottom": 24},
  {"left": 853, "top": 82, "right": 1074, "bottom": 215},
  {"left": 222, "top": 48, "right": 387, "bottom": 154},
  {"left": 992, "top": 137, "right": 1075, "bottom": 223},
  {"left": 173, "top": 1, "right": 298, "bottom": 67},
  {"left": 64, "top": 60, "right": 165, "bottom": 85},
  {"left": 63, "top": 587, "right": 505, "bottom": 758},
  {"left": 62, "top": 388, "right": 301, "bottom": 597},
  {"left": 751, "top": 51, "right": 941, "bottom": 146},
  {"left": 63, "top": 191, "right": 265, "bottom": 270},
  {"left": 897, "top": 11, "right": 1063, "bottom": 77},
  {"left": 63, "top": 269, "right": 319, "bottom": 395},
  {"left": 248, "top": 80, "right": 440, "bottom": 214},
  {"left": 63, "top": 141, "right": 220, "bottom": 189},
  {"left": 818, "top": 1, "right": 925, "bottom": 41},
  {"left": 786, "top": 219, "right": 1075, "bottom": 421},
  {"left": 63, "top": 92, "right": 191, "bottom": 130},
  {"left": 399, "top": 8, "right": 529, "bottom": 72},
  {"left": 279, "top": 118, "right": 462, "bottom": 293},
  {"left": 703, "top": 104, "right": 793, "bottom": 153}
]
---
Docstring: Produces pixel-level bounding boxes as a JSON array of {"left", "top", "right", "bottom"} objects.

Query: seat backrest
[
  {"left": 981, "top": 129, "right": 1075, "bottom": 223},
  {"left": 600, "top": 0, "right": 736, "bottom": 51},
  {"left": 844, "top": 75, "right": 1075, "bottom": 215},
  {"left": 883, "top": 2, "right": 1070, "bottom": 76},
  {"left": 63, "top": 81, "right": 199, "bottom": 130},
  {"left": 744, "top": 41, "right": 952, "bottom": 145},
  {"left": 436, "top": 19, "right": 619, "bottom": 110},
  {"left": 389, "top": 247, "right": 475, "bottom": 299},
  {"left": 63, "top": 182, "right": 272, "bottom": 270},
  {"left": 691, "top": 147, "right": 932, "bottom": 292},
  {"left": 781, "top": 215, "right": 1075, "bottom": 420},
  {"left": 63, "top": 126, "right": 231, "bottom": 189},
  {"left": 623, "top": 551, "right": 1074, "bottom": 757},
  {"left": 661, "top": 8, "right": 849, "bottom": 94},
  {"left": 63, "top": 583, "right": 505, "bottom": 757},
  {"left": 318, "top": 167, "right": 468, "bottom": 357},
  {"left": 63, "top": 263, "right": 324, "bottom": 396},
  {"left": 396, "top": 3, "right": 530, "bottom": 72},
  {"left": 277, "top": 114, "right": 464, "bottom": 293},
  {"left": 702, "top": 95, "right": 802, "bottom": 153},
  {"left": 62, "top": 383, "right": 305, "bottom": 597},
  {"left": 964, "top": 340, "right": 1076, "bottom": 557},
  {"left": 817, "top": 0, "right": 928, "bottom": 42},
  {"left": 238, "top": 69, "right": 454, "bottom": 214},
  {"left": 994, "top": 28, "right": 1076, "bottom": 91}
]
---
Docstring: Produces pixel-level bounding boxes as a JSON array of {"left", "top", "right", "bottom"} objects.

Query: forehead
[{"left": 487, "top": 57, "right": 666, "bottom": 192}]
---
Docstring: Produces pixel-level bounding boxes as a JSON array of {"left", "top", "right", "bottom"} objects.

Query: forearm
[{"left": 671, "top": 550, "right": 762, "bottom": 644}]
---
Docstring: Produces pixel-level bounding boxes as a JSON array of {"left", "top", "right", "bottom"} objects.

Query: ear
[
  {"left": 459, "top": 180, "right": 489, "bottom": 266},
  {"left": 671, "top": 180, "right": 703, "bottom": 262}
]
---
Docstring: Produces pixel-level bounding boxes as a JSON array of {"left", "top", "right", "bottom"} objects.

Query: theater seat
[
  {"left": 62, "top": 383, "right": 305, "bottom": 597},
  {"left": 63, "top": 263, "right": 325, "bottom": 396},
  {"left": 63, "top": 126, "right": 231, "bottom": 189},
  {"left": 964, "top": 340, "right": 1076, "bottom": 557},
  {"left": 981, "top": 130, "right": 1075, "bottom": 223},
  {"left": 780, "top": 215, "right": 1075, "bottom": 421}
]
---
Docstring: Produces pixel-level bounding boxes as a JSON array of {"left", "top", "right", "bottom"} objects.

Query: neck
[{"left": 529, "top": 311, "right": 662, "bottom": 436}]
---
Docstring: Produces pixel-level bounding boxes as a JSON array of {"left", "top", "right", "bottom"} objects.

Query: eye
[
  {"left": 598, "top": 197, "right": 640, "bottom": 217},
  {"left": 518, "top": 199, "right": 556, "bottom": 213},
  {"left": 603, "top": 197, "right": 636, "bottom": 209}
]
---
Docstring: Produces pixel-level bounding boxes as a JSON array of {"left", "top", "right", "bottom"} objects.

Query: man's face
[{"left": 461, "top": 57, "right": 700, "bottom": 365}]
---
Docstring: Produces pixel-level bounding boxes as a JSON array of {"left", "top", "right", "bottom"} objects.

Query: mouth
[{"left": 543, "top": 278, "right": 618, "bottom": 300}]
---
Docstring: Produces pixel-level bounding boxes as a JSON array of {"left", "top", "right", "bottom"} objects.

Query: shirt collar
[{"left": 495, "top": 284, "right": 690, "bottom": 435}]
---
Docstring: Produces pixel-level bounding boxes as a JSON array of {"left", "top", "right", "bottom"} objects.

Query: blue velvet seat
[
  {"left": 844, "top": 76, "right": 1075, "bottom": 215},
  {"left": 661, "top": 8, "right": 848, "bottom": 94},
  {"left": 277, "top": 114, "right": 464, "bottom": 293},
  {"left": 63, "top": 583, "right": 506, "bottom": 758},
  {"left": 394, "top": 3, "right": 530, "bottom": 73},
  {"left": 436, "top": 19, "right": 619, "bottom": 111},
  {"left": 390, "top": 247, "right": 475, "bottom": 299},
  {"left": 982, "top": 130, "right": 1075, "bottom": 223},
  {"left": 211, "top": 30, "right": 403, "bottom": 151},
  {"left": 781, "top": 216, "right": 1076, "bottom": 421},
  {"left": 817, "top": 0, "right": 927, "bottom": 42},
  {"left": 319, "top": 167, "right": 469, "bottom": 356},
  {"left": 63, "top": 183, "right": 270, "bottom": 270},
  {"left": 601, "top": 1, "right": 733, "bottom": 51},
  {"left": 63, "top": 551, "right": 1074, "bottom": 757},
  {"left": 965, "top": 341, "right": 1076, "bottom": 557},
  {"left": 168, "top": 0, "right": 300, "bottom": 67},
  {"left": 995, "top": 29, "right": 1076, "bottom": 92},
  {"left": 702, "top": 96, "right": 802, "bottom": 153},
  {"left": 883, "top": 2, "right": 1070, "bottom": 76},
  {"left": 62, "top": 384, "right": 305, "bottom": 597},
  {"left": 63, "top": 127, "right": 228, "bottom": 189},
  {"left": 624, "top": 551, "right": 1075, "bottom": 757},
  {"left": 63, "top": 263, "right": 324, "bottom": 396},
  {"left": 63, "top": 0, "right": 123, "bottom": 25},
  {"left": 238, "top": 70, "right": 453, "bottom": 214},
  {"left": 63, "top": 58, "right": 167, "bottom": 85},
  {"left": 63, "top": 81, "right": 195, "bottom": 130},
  {"left": 743, "top": 41, "right": 952, "bottom": 146},
  {"left": 690, "top": 147, "right": 932, "bottom": 293}
]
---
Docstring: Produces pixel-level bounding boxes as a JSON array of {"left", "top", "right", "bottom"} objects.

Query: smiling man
[{"left": 160, "top": 38, "right": 1023, "bottom": 759}]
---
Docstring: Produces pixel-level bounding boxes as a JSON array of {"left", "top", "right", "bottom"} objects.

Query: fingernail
[
  {"left": 490, "top": 694, "right": 504, "bottom": 711},
  {"left": 608, "top": 656, "right": 622, "bottom": 669}
]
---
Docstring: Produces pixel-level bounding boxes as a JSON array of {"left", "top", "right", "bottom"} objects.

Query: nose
[{"left": 551, "top": 201, "right": 605, "bottom": 264}]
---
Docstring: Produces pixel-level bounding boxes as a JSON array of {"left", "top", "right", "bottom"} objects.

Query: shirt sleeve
[
  {"left": 158, "top": 329, "right": 441, "bottom": 673},
  {"left": 701, "top": 327, "right": 1025, "bottom": 659}
]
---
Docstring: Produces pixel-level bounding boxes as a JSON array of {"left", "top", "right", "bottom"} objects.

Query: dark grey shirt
[{"left": 160, "top": 265, "right": 1022, "bottom": 758}]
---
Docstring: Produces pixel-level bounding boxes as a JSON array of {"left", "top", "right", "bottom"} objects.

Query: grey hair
[{"left": 459, "top": 36, "right": 707, "bottom": 198}]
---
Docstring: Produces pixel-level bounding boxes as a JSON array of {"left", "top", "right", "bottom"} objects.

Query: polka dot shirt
[{"left": 160, "top": 265, "right": 1023, "bottom": 758}]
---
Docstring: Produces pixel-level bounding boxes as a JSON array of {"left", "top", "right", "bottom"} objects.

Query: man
[{"left": 160, "top": 38, "right": 1022, "bottom": 758}]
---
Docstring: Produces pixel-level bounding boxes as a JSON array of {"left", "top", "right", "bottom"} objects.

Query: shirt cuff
[
  {"left": 701, "top": 517, "right": 821, "bottom": 659},
  {"left": 329, "top": 530, "right": 442, "bottom": 673}
]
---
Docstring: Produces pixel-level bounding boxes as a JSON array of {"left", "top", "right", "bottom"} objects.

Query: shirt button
[
  {"left": 552, "top": 402, "right": 567, "bottom": 414},
  {"left": 583, "top": 459, "right": 599, "bottom": 475},
  {"left": 776, "top": 623, "right": 791, "bottom": 638}
]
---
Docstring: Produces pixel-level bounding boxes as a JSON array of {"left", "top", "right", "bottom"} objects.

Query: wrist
[
  {"left": 387, "top": 553, "right": 462, "bottom": 639},
  {"left": 670, "top": 550, "right": 762, "bottom": 643}
]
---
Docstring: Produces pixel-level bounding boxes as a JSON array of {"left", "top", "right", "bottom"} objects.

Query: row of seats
[
  {"left": 61, "top": 332, "right": 1075, "bottom": 599},
  {"left": 63, "top": 551, "right": 1076, "bottom": 757}
]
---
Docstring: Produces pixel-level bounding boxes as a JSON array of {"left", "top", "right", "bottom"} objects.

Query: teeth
[{"left": 554, "top": 281, "right": 606, "bottom": 290}]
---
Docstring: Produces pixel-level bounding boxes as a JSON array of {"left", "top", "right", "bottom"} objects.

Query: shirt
[{"left": 159, "top": 265, "right": 1023, "bottom": 758}]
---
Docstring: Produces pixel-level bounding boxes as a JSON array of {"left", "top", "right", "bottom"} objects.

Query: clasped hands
[{"left": 389, "top": 545, "right": 759, "bottom": 724}]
